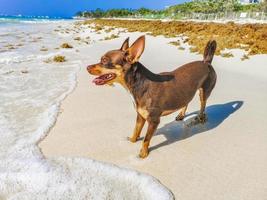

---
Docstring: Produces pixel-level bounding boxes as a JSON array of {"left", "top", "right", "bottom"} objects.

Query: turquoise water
[{"left": 0, "top": 15, "right": 71, "bottom": 26}]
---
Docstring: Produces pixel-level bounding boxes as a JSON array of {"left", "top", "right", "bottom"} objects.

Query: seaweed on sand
[
  {"left": 61, "top": 43, "right": 73, "bottom": 48},
  {"left": 40, "top": 47, "right": 48, "bottom": 51},
  {"left": 241, "top": 54, "right": 250, "bottom": 61},
  {"left": 221, "top": 52, "right": 234, "bottom": 58},
  {"left": 53, "top": 55, "right": 66, "bottom": 62},
  {"left": 84, "top": 19, "right": 267, "bottom": 58},
  {"left": 169, "top": 41, "right": 180, "bottom": 47},
  {"left": 104, "top": 34, "right": 119, "bottom": 40}
]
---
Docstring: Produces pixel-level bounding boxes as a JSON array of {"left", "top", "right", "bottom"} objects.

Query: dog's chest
[
  {"left": 129, "top": 93, "right": 136, "bottom": 108},
  {"left": 125, "top": 89, "right": 136, "bottom": 108},
  {"left": 137, "top": 107, "right": 149, "bottom": 119}
]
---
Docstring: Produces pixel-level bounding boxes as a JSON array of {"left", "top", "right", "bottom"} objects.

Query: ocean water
[
  {"left": 0, "top": 17, "right": 173, "bottom": 199},
  {"left": 0, "top": 15, "right": 69, "bottom": 24}
]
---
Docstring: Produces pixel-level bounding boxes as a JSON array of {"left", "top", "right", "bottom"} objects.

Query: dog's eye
[{"left": 101, "top": 57, "right": 108, "bottom": 64}]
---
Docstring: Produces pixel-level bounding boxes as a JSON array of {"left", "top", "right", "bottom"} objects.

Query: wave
[{"left": 0, "top": 16, "right": 72, "bottom": 25}]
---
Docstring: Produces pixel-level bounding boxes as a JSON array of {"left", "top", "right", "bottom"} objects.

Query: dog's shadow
[{"left": 150, "top": 101, "right": 244, "bottom": 152}]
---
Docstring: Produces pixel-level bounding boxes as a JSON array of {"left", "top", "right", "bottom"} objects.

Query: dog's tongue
[{"left": 92, "top": 77, "right": 105, "bottom": 85}]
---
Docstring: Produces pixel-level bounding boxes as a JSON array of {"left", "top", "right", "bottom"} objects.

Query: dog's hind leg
[
  {"left": 197, "top": 68, "right": 217, "bottom": 123},
  {"left": 128, "top": 113, "right": 145, "bottom": 143},
  {"left": 175, "top": 105, "right": 188, "bottom": 121},
  {"left": 197, "top": 88, "right": 207, "bottom": 123}
]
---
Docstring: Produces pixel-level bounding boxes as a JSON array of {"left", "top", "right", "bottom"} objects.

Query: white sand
[{"left": 40, "top": 28, "right": 267, "bottom": 200}]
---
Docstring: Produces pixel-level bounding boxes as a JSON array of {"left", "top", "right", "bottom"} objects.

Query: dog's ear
[
  {"left": 127, "top": 35, "right": 145, "bottom": 64},
  {"left": 120, "top": 37, "right": 129, "bottom": 51}
]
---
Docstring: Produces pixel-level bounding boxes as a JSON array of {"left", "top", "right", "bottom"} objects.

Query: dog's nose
[{"left": 87, "top": 65, "right": 93, "bottom": 73}]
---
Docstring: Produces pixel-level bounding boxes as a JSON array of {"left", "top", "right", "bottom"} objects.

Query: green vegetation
[{"left": 76, "top": 0, "right": 267, "bottom": 19}]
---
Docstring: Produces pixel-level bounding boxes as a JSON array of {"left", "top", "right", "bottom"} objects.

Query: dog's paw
[
  {"left": 175, "top": 114, "right": 185, "bottom": 121},
  {"left": 195, "top": 113, "right": 207, "bottom": 124},
  {"left": 127, "top": 136, "right": 137, "bottom": 143},
  {"left": 139, "top": 148, "right": 149, "bottom": 158}
]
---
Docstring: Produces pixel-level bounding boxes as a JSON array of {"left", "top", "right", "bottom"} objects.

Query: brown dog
[{"left": 87, "top": 36, "right": 217, "bottom": 158}]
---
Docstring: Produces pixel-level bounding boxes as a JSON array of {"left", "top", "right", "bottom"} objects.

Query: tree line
[{"left": 75, "top": 0, "right": 267, "bottom": 18}]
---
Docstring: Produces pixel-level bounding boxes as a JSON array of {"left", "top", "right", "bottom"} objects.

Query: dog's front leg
[
  {"left": 128, "top": 113, "right": 145, "bottom": 143},
  {"left": 139, "top": 116, "right": 160, "bottom": 158}
]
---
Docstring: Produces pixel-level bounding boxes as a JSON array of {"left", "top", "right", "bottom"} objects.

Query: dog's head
[{"left": 87, "top": 36, "right": 145, "bottom": 86}]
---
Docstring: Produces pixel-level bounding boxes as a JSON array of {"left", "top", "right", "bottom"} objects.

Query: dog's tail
[{"left": 203, "top": 40, "right": 217, "bottom": 64}]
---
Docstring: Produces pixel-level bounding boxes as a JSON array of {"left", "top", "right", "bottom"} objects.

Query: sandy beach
[
  {"left": 39, "top": 24, "right": 267, "bottom": 199},
  {"left": 1, "top": 17, "right": 267, "bottom": 199}
]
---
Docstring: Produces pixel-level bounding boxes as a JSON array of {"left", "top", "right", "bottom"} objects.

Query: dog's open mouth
[{"left": 92, "top": 73, "right": 116, "bottom": 85}]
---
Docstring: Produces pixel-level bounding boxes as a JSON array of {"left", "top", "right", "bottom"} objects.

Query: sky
[{"left": 0, "top": 0, "right": 189, "bottom": 18}]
